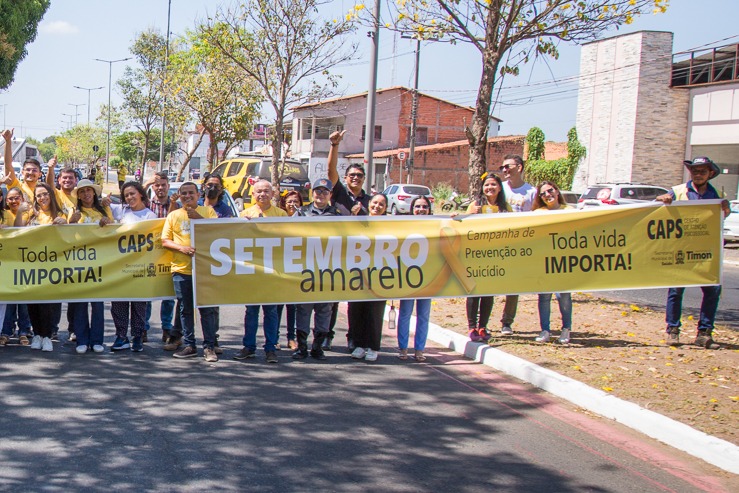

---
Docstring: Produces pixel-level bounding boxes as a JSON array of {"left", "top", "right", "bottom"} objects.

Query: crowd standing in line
[{"left": 0, "top": 126, "right": 729, "bottom": 362}]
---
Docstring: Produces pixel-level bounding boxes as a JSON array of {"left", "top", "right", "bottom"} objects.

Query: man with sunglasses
[
  {"left": 327, "top": 130, "right": 370, "bottom": 216},
  {"left": 497, "top": 154, "right": 537, "bottom": 336},
  {"left": 656, "top": 157, "right": 730, "bottom": 350}
]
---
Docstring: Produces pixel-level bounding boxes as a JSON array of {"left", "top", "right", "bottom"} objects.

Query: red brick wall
[
  {"left": 397, "top": 92, "right": 475, "bottom": 147},
  {"left": 388, "top": 136, "right": 525, "bottom": 192}
]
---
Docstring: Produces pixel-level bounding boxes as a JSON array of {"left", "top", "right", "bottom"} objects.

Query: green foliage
[
  {"left": 567, "top": 127, "right": 586, "bottom": 165},
  {"left": 0, "top": 1, "right": 50, "bottom": 89},
  {"left": 114, "top": 130, "right": 175, "bottom": 164},
  {"left": 525, "top": 158, "right": 573, "bottom": 190},
  {"left": 38, "top": 142, "right": 55, "bottom": 161},
  {"left": 526, "top": 127, "right": 545, "bottom": 161},
  {"left": 431, "top": 182, "right": 455, "bottom": 202},
  {"left": 55, "top": 125, "right": 106, "bottom": 165}
]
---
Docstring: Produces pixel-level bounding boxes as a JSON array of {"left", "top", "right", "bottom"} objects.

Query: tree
[
  {"left": 114, "top": 130, "right": 175, "bottom": 164},
  {"left": 203, "top": 0, "right": 356, "bottom": 191},
  {"left": 0, "top": 1, "right": 50, "bottom": 89},
  {"left": 355, "top": 0, "right": 668, "bottom": 196},
  {"left": 118, "top": 29, "right": 167, "bottom": 168},
  {"left": 525, "top": 127, "right": 545, "bottom": 161},
  {"left": 55, "top": 125, "right": 107, "bottom": 165},
  {"left": 168, "top": 29, "right": 262, "bottom": 172}
]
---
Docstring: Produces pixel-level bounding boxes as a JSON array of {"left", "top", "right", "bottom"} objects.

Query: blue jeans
[
  {"left": 2, "top": 304, "right": 32, "bottom": 336},
  {"left": 666, "top": 286, "right": 721, "bottom": 331},
  {"left": 397, "top": 299, "right": 431, "bottom": 351},
  {"left": 243, "top": 305, "right": 278, "bottom": 352},
  {"left": 538, "top": 293, "right": 572, "bottom": 332},
  {"left": 71, "top": 302, "right": 105, "bottom": 347},
  {"left": 276, "top": 304, "right": 297, "bottom": 342},
  {"left": 145, "top": 299, "right": 176, "bottom": 332},
  {"left": 172, "top": 273, "right": 218, "bottom": 348}
]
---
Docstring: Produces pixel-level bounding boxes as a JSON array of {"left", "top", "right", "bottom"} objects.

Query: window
[
  {"left": 411, "top": 127, "right": 428, "bottom": 145},
  {"left": 360, "top": 125, "right": 382, "bottom": 142},
  {"left": 226, "top": 161, "right": 244, "bottom": 178}
]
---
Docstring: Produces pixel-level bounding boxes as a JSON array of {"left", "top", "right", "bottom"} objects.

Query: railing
[{"left": 671, "top": 44, "right": 739, "bottom": 87}]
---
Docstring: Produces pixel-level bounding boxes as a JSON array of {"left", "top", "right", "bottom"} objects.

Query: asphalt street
[{"left": 0, "top": 304, "right": 733, "bottom": 492}]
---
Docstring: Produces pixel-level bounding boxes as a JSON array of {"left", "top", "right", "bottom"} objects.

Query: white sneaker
[
  {"left": 365, "top": 349, "right": 378, "bottom": 362},
  {"left": 351, "top": 347, "right": 366, "bottom": 359},
  {"left": 41, "top": 337, "right": 53, "bottom": 352},
  {"left": 30, "top": 335, "right": 43, "bottom": 350},
  {"left": 76, "top": 345, "right": 88, "bottom": 354},
  {"left": 535, "top": 331, "right": 551, "bottom": 343},
  {"left": 501, "top": 325, "right": 513, "bottom": 336},
  {"left": 558, "top": 329, "right": 571, "bottom": 344},
  {"left": 92, "top": 344, "right": 105, "bottom": 353}
]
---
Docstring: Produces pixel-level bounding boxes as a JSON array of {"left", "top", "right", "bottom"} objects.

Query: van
[{"left": 211, "top": 155, "right": 311, "bottom": 204}]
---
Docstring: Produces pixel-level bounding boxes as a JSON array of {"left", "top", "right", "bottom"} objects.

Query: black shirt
[{"left": 331, "top": 182, "right": 370, "bottom": 216}]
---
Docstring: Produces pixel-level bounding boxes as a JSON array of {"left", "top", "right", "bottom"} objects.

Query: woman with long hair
[
  {"left": 396, "top": 195, "right": 433, "bottom": 362},
  {"left": 350, "top": 194, "right": 391, "bottom": 362},
  {"left": 533, "top": 181, "right": 574, "bottom": 344},
  {"left": 15, "top": 183, "right": 67, "bottom": 352},
  {"left": 458, "top": 173, "right": 510, "bottom": 342},
  {"left": 67, "top": 179, "right": 113, "bottom": 354},
  {"left": 108, "top": 181, "right": 157, "bottom": 352},
  {"left": 277, "top": 190, "right": 303, "bottom": 350}
]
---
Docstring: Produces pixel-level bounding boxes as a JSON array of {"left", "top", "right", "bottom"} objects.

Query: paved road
[
  {"left": 596, "top": 248, "right": 739, "bottom": 329},
  {"left": 0, "top": 304, "right": 734, "bottom": 492}
]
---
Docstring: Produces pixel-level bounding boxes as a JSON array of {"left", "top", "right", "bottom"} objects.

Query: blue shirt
[
  {"left": 669, "top": 181, "right": 721, "bottom": 201},
  {"left": 198, "top": 196, "right": 234, "bottom": 218}
]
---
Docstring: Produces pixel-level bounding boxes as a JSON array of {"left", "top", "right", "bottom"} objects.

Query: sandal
[
  {"left": 414, "top": 350, "right": 426, "bottom": 362},
  {"left": 398, "top": 349, "right": 408, "bottom": 360}
]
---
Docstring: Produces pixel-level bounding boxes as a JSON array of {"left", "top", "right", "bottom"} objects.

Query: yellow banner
[
  {"left": 0, "top": 219, "right": 175, "bottom": 302},
  {"left": 192, "top": 201, "right": 723, "bottom": 307}
]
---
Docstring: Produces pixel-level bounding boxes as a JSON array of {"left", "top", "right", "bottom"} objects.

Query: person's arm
[
  {"left": 655, "top": 191, "right": 675, "bottom": 204},
  {"left": 327, "top": 130, "right": 346, "bottom": 185},
  {"left": 45, "top": 156, "right": 57, "bottom": 187},
  {"left": 3, "top": 128, "right": 14, "bottom": 182}
]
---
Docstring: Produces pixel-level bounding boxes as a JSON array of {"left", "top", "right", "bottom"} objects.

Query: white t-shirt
[
  {"left": 110, "top": 204, "right": 158, "bottom": 223},
  {"left": 503, "top": 181, "right": 537, "bottom": 212}
]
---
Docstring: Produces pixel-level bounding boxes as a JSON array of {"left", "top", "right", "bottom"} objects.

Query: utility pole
[
  {"left": 407, "top": 38, "right": 420, "bottom": 184},
  {"left": 96, "top": 57, "right": 132, "bottom": 184},
  {"left": 158, "top": 0, "right": 172, "bottom": 173},
  {"left": 74, "top": 85, "right": 104, "bottom": 124},
  {"left": 68, "top": 103, "right": 85, "bottom": 126},
  {"left": 362, "top": 0, "right": 381, "bottom": 194}
]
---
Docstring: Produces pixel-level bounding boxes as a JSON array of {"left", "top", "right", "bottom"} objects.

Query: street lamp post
[
  {"left": 74, "top": 85, "right": 104, "bottom": 124},
  {"left": 68, "top": 103, "right": 85, "bottom": 126},
  {"left": 61, "top": 113, "right": 78, "bottom": 130},
  {"left": 95, "top": 57, "right": 132, "bottom": 185},
  {"left": 158, "top": 0, "right": 172, "bottom": 173}
]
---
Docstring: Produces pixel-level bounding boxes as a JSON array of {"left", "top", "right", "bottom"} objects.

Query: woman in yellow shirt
[
  {"left": 67, "top": 179, "right": 113, "bottom": 354},
  {"left": 2, "top": 187, "right": 23, "bottom": 227},
  {"left": 14, "top": 182, "right": 67, "bottom": 352},
  {"left": 532, "top": 181, "right": 574, "bottom": 344}
]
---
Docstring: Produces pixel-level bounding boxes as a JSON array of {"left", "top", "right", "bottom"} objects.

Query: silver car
[
  {"left": 724, "top": 201, "right": 739, "bottom": 242},
  {"left": 577, "top": 184, "right": 669, "bottom": 209},
  {"left": 382, "top": 184, "right": 434, "bottom": 215}
]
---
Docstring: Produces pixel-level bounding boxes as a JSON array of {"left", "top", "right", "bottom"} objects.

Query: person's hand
[
  {"left": 351, "top": 203, "right": 362, "bottom": 215},
  {"left": 52, "top": 216, "right": 67, "bottom": 225},
  {"left": 170, "top": 192, "right": 180, "bottom": 204},
  {"left": 655, "top": 193, "right": 673, "bottom": 205},
  {"left": 329, "top": 129, "right": 346, "bottom": 146},
  {"left": 100, "top": 195, "right": 112, "bottom": 207},
  {"left": 68, "top": 210, "right": 82, "bottom": 224},
  {"left": 1, "top": 174, "right": 11, "bottom": 185},
  {"left": 17, "top": 202, "right": 29, "bottom": 214},
  {"left": 99, "top": 216, "right": 112, "bottom": 227},
  {"left": 186, "top": 208, "right": 203, "bottom": 219},
  {"left": 470, "top": 205, "right": 481, "bottom": 214},
  {"left": 180, "top": 245, "right": 196, "bottom": 257},
  {"left": 2, "top": 128, "right": 13, "bottom": 142},
  {"left": 48, "top": 155, "right": 57, "bottom": 169}
]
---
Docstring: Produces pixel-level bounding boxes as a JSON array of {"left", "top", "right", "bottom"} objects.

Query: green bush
[
  {"left": 432, "top": 182, "right": 455, "bottom": 202},
  {"left": 526, "top": 158, "right": 575, "bottom": 190}
]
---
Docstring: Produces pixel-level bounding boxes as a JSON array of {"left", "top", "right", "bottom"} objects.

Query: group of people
[{"left": 0, "top": 126, "right": 729, "bottom": 364}]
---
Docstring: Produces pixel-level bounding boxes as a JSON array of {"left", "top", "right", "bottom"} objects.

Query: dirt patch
[{"left": 429, "top": 293, "right": 739, "bottom": 445}]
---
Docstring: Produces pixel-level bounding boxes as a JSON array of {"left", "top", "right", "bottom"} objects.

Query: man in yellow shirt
[
  {"left": 45, "top": 160, "right": 78, "bottom": 216},
  {"left": 161, "top": 182, "right": 220, "bottom": 362},
  {"left": 235, "top": 180, "right": 286, "bottom": 363},
  {"left": 3, "top": 128, "right": 42, "bottom": 203}
]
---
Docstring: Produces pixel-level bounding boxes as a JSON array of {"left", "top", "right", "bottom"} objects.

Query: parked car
[
  {"left": 211, "top": 155, "right": 311, "bottom": 205},
  {"left": 382, "top": 184, "right": 434, "bottom": 215},
  {"left": 560, "top": 190, "right": 581, "bottom": 206},
  {"left": 577, "top": 184, "right": 669, "bottom": 209},
  {"left": 724, "top": 200, "right": 739, "bottom": 242},
  {"left": 145, "top": 181, "right": 240, "bottom": 217}
]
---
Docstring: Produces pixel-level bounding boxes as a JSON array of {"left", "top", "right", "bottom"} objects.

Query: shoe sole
[
  {"left": 173, "top": 352, "right": 197, "bottom": 359},
  {"left": 233, "top": 353, "right": 256, "bottom": 360}
]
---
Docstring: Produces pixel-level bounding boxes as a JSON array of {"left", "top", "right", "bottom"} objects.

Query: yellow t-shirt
[
  {"left": 1, "top": 211, "right": 15, "bottom": 227},
  {"left": 77, "top": 205, "right": 113, "bottom": 224},
  {"left": 118, "top": 167, "right": 126, "bottom": 182},
  {"left": 240, "top": 204, "right": 288, "bottom": 219},
  {"left": 9, "top": 177, "right": 37, "bottom": 204},
  {"left": 22, "top": 209, "right": 64, "bottom": 226},
  {"left": 534, "top": 203, "right": 574, "bottom": 212},
  {"left": 55, "top": 189, "right": 77, "bottom": 216},
  {"left": 465, "top": 202, "right": 508, "bottom": 214},
  {"left": 162, "top": 206, "right": 218, "bottom": 275}
]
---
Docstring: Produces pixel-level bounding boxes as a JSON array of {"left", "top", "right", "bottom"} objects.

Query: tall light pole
[
  {"left": 74, "top": 85, "right": 104, "bottom": 124},
  {"left": 158, "top": 0, "right": 172, "bottom": 172},
  {"left": 68, "top": 103, "right": 85, "bottom": 126},
  {"left": 362, "top": 0, "right": 381, "bottom": 193},
  {"left": 62, "top": 113, "right": 77, "bottom": 130},
  {"left": 96, "top": 57, "right": 132, "bottom": 182}
]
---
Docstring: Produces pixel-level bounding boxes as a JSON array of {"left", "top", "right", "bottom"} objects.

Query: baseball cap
[{"left": 312, "top": 178, "right": 333, "bottom": 191}]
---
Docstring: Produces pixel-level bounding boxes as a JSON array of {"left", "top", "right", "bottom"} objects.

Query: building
[
  {"left": 573, "top": 31, "right": 739, "bottom": 199},
  {"left": 290, "top": 86, "right": 502, "bottom": 188}
]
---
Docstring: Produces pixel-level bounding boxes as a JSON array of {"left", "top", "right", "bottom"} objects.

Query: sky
[{"left": 1, "top": 0, "right": 737, "bottom": 143}]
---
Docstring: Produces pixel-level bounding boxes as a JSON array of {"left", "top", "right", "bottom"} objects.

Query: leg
[
  {"left": 110, "top": 301, "right": 130, "bottom": 338},
  {"left": 261, "top": 305, "right": 279, "bottom": 353},
  {"left": 397, "top": 300, "right": 413, "bottom": 350},
  {"left": 90, "top": 302, "right": 106, "bottom": 346},
  {"left": 160, "top": 299, "right": 175, "bottom": 331},
  {"left": 198, "top": 306, "right": 219, "bottom": 348},
  {"left": 555, "top": 293, "right": 572, "bottom": 329},
  {"left": 347, "top": 301, "right": 366, "bottom": 349},
  {"left": 172, "top": 273, "right": 196, "bottom": 348},
  {"left": 665, "top": 287, "right": 685, "bottom": 329},
  {"left": 129, "top": 302, "right": 147, "bottom": 339},
  {"left": 286, "top": 304, "right": 296, "bottom": 342},
  {"left": 242, "top": 305, "right": 259, "bottom": 351},
  {"left": 697, "top": 285, "right": 721, "bottom": 331},
  {"left": 70, "top": 302, "right": 90, "bottom": 347},
  {"left": 413, "top": 299, "right": 431, "bottom": 351},
  {"left": 465, "top": 297, "right": 480, "bottom": 329},
  {"left": 538, "top": 294, "right": 552, "bottom": 332},
  {"left": 502, "top": 295, "right": 519, "bottom": 326},
  {"left": 366, "top": 301, "right": 386, "bottom": 351},
  {"left": 478, "top": 296, "right": 494, "bottom": 329}
]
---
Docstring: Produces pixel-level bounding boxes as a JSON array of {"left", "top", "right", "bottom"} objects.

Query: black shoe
[
  {"left": 291, "top": 348, "right": 308, "bottom": 359},
  {"left": 233, "top": 347, "right": 256, "bottom": 360},
  {"left": 265, "top": 351, "right": 278, "bottom": 364},
  {"left": 142, "top": 332, "right": 148, "bottom": 343},
  {"left": 310, "top": 349, "right": 327, "bottom": 360},
  {"left": 161, "top": 329, "right": 170, "bottom": 343},
  {"left": 51, "top": 331, "right": 59, "bottom": 342},
  {"left": 321, "top": 337, "right": 333, "bottom": 351}
]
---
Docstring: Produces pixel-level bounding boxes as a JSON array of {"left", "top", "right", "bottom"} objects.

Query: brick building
[
  {"left": 346, "top": 136, "right": 525, "bottom": 193},
  {"left": 290, "top": 86, "right": 502, "bottom": 189}
]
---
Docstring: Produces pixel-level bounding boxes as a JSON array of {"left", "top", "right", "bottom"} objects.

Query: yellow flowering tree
[{"left": 351, "top": 0, "right": 668, "bottom": 195}]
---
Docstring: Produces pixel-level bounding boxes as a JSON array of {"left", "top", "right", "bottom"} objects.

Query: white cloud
[{"left": 39, "top": 20, "right": 79, "bottom": 35}]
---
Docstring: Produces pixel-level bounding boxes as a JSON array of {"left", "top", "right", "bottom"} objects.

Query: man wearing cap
[
  {"left": 656, "top": 157, "right": 730, "bottom": 349},
  {"left": 234, "top": 180, "right": 287, "bottom": 364},
  {"left": 291, "top": 178, "right": 348, "bottom": 360}
]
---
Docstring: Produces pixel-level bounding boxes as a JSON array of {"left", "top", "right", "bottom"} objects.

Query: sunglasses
[
  {"left": 347, "top": 173, "right": 365, "bottom": 178},
  {"left": 313, "top": 189, "right": 330, "bottom": 195},
  {"left": 539, "top": 189, "right": 557, "bottom": 197},
  {"left": 499, "top": 164, "right": 515, "bottom": 171}
]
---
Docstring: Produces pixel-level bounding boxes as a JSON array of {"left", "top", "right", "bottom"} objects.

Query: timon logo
[
  {"left": 674, "top": 250, "right": 684, "bottom": 265},
  {"left": 147, "top": 263, "right": 156, "bottom": 277}
]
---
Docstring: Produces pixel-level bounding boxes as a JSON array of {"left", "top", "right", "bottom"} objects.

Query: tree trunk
[
  {"left": 271, "top": 114, "right": 284, "bottom": 203},
  {"left": 177, "top": 128, "right": 206, "bottom": 181},
  {"left": 467, "top": 47, "right": 500, "bottom": 198}
]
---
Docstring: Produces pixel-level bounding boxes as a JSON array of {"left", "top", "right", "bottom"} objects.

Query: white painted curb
[{"left": 387, "top": 306, "right": 739, "bottom": 475}]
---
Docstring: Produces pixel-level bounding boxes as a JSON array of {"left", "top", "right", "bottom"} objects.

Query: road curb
[{"left": 402, "top": 310, "right": 739, "bottom": 475}]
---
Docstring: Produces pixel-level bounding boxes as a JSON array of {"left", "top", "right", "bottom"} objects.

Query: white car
[
  {"left": 577, "top": 184, "right": 669, "bottom": 209},
  {"left": 382, "top": 184, "right": 434, "bottom": 215},
  {"left": 724, "top": 200, "right": 739, "bottom": 242}
]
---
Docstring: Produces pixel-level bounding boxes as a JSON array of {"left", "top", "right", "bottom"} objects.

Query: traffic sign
[
  {"left": 398, "top": 151, "right": 406, "bottom": 160},
  {"left": 92, "top": 145, "right": 99, "bottom": 153}
]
